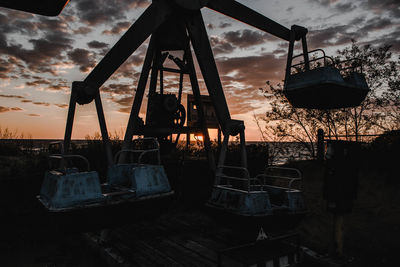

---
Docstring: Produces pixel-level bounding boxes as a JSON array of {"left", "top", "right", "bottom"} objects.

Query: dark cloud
[
  {"left": 305, "top": 18, "right": 394, "bottom": 50},
  {"left": 219, "top": 22, "right": 232, "bottom": 29},
  {"left": 310, "top": 0, "right": 400, "bottom": 17},
  {"left": 334, "top": 3, "right": 356, "bottom": 13},
  {"left": 112, "top": 95, "right": 135, "bottom": 113},
  {"left": 0, "top": 32, "right": 74, "bottom": 75},
  {"left": 210, "top": 36, "right": 235, "bottom": 55},
  {"left": 365, "top": 0, "right": 400, "bottom": 17},
  {"left": 36, "top": 17, "right": 70, "bottom": 33},
  {"left": 0, "top": 94, "right": 24, "bottom": 99},
  {"left": 26, "top": 79, "right": 51, "bottom": 87},
  {"left": 67, "top": 48, "right": 96, "bottom": 72},
  {"left": 32, "top": 102, "right": 51, "bottom": 107},
  {"left": 217, "top": 54, "right": 285, "bottom": 87},
  {"left": 47, "top": 83, "right": 69, "bottom": 91},
  {"left": 307, "top": 25, "right": 362, "bottom": 48},
  {"left": 308, "top": 0, "right": 339, "bottom": 5},
  {"left": 102, "top": 21, "right": 132, "bottom": 35},
  {"left": 0, "top": 10, "right": 72, "bottom": 38},
  {"left": 73, "top": 26, "right": 93, "bottom": 35},
  {"left": 0, "top": 11, "right": 36, "bottom": 36},
  {"left": 214, "top": 54, "right": 286, "bottom": 115},
  {"left": 113, "top": 96, "right": 133, "bottom": 106},
  {"left": 367, "top": 29, "right": 400, "bottom": 52},
  {"left": 87, "top": 40, "right": 109, "bottom": 49},
  {"left": 0, "top": 58, "right": 14, "bottom": 79},
  {"left": 359, "top": 17, "right": 393, "bottom": 32},
  {"left": 0, "top": 106, "right": 23, "bottom": 113},
  {"left": 73, "top": 0, "right": 149, "bottom": 26},
  {"left": 27, "top": 113, "right": 40, "bottom": 117},
  {"left": 207, "top": 23, "right": 214, "bottom": 30},
  {"left": 54, "top": 104, "right": 68, "bottom": 108},
  {"left": 272, "top": 48, "right": 287, "bottom": 54},
  {"left": 223, "top": 29, "right": 270, "bottom": 48},
  {"left": 25, "top": 78, "right": 69, "bottom": 91},
  {"left": 349, "top": 16, "right": 366, "bottom": 25},
  {"left": 103, "top": 84, "right": 133, "bottom": 95},
  {"left": 118, "top": 107, "right": 132, "bottom": 113}
]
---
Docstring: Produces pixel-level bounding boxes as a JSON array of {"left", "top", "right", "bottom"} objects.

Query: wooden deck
[{"left": 84, "top": 207, "right": 300, "bottom": 267}]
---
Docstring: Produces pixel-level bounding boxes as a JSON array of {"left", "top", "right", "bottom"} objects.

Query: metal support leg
[
  {"left": 239, "top": 128, "right": 247, "bottom": 169},
  {"left": 284, "top": 28, "right": 296, "bottom": 84},
  {"left": 149, "top": 50, "right": 160, "bottom": 96},
  {"left": 185, "top": 47, "right": 216, "bottom": 172},
  {"left": 122, "top": 36, "right": 156, "bottom": 160},
  {"left": 302, "top": 35, "right": 310, "bottom": 71},
  {"left": 94, "top": 93, "right": 113, "bottom": 166},
  {"left": 63, "top": 87, "right": 77, "bottom": 155},
  {"left": 185, "top": 11, "right": 231, "bottom": 134},
  {"left": 146, "top": 48, "right": 160, "bottom": 125},
  {"left": 216, "top": 129, "right": 230, "bottom": 180},
  {"left": 217, "top": 127, "right": 221, "bottom": 148}
]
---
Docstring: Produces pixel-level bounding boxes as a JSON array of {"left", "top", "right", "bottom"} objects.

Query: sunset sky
[{"left": 0, "top": 0, "right": 399, "bottom": 140}]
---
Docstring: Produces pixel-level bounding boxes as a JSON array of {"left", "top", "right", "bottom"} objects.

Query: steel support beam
[
  {"left": 121, "top": 36, "right": 157, "bottom": 157},
  {"left": 63, "top": 84, "right": 113, "bottom": 166},
  {"left": 84, "top": 1, "right": 171, "bottom": 90},
  {"left": 185, "top": 11, "right": 231, "bottom": 135},
  {"left": 185, "top": 46, "right": 216, "bottom": 172},
  {"left": 207, "top": 0, "right": 291, "bottom": 41},
  {"left": 94, "top": 93, "right": 113, "bottom": 166},
  {"left": 63, "top": 85, "right": 77, "bottom": 155}
]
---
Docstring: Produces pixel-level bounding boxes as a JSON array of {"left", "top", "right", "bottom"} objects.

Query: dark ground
[{"left": 0, "top": 140, "right": 399, "bottom": 266}]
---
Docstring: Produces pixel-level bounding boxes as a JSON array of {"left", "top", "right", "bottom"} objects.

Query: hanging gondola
[{"left": 283, "top": 32, "right": 370, "bottom": 109}]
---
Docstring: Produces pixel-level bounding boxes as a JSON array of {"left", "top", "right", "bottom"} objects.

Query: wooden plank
[
  {"left": 111, "top": 242, "right": 151, "bottom": 267},
  {"left": 168, "top": 235, "right": 219, "bottom": 263},
  {"left": 158, "top": 213, "right": 240, "bottom": 245},
  {"left": 147, "top": 238, "right": 216, "bottom": 267},
  {"left": 113, "top": 230, "right": 183, "bottom": 267},
  {"left": 95, "top": 209, "right": 299, "bottom": 266}
]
